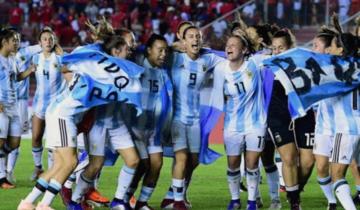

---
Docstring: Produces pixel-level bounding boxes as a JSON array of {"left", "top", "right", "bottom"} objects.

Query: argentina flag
[
  {"left": 61, "top": 49, "right": 144, "bottom": 114},
  {"left": 263, "top": 48, "right": 360, "bottom": 119}
]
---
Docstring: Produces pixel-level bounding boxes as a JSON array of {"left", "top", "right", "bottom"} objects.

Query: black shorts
[
  {"left": 268, "top": 118, "right": 295, "bottom": 148},
  {"left": 294, "top": 109, "right": 315, "bottom": 149}
]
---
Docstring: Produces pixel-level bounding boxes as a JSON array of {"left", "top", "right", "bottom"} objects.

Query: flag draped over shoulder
[
  {"left": 61, "top": 48, "right": 144, "bottom": 115},
  {"left": 263, "top": 48, "right": 360, "bottom": 119}
]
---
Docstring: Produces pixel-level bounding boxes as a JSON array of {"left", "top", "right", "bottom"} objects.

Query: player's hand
[
  {"left": 0, "top": 104, "right": 4, "bottom": 113},
  {"left": 29, "top": 64, "right": 36, "bottom": 73}
]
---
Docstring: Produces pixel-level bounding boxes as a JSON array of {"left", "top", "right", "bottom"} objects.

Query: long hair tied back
[{"left": 86, "top": 16, "right": 114, "bottom": 41}]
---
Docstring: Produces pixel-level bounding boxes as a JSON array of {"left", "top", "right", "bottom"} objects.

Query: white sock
[
  {"left": 333, "top": 179, "right": 356, "bottom": 210},
  {"left": 227, "top": 167, "right": 241, "bottom": 200},
  {"left": 6, "top": 148, "right": 19, "bottom": 173},
  {"left": 164, "top": 186, "right": 174, "bottom": 199},
  {"left": 115, "top": 165, "right": 135, "bottom": 200},
  {"left": 32, "top": 147, "right": 43, "bottom": 169},
  {"left": 265, "top": 165, "right": 280, "bottom": 200},
  {"left": 64, "top": 173, "right": 76, "bottom": 189},
  {"left": 172, "top": 178, "right": 184, "bottom": 201},
  {"left": 47, "top": 149, "right": 53, "bottom": 169},
  {"left": 0, "top": 150, "right": 6, "bottom": 179},
  {"left": 318, "top": 176, "right": 336, "bottom": 204},
  {"left": 246, "top": 168, "right": 260, "bottom": 201},
  {"left": 240, "top": 155, "right": 246, "bottom": 179},
  {"left": 138, "top": 186, "right": 155, "bottom": 202},
  {"left": 275, "top": 153, "right": 284, "bottom": 186},
  {"left": 71, "top": 173, "right": 93, "bottom": 203},
  {"left": 40, "top": 179, "right": 61, "bottom": 206},
  {"left": 25, "top": 178, "right": 48, "bottom": 203}
]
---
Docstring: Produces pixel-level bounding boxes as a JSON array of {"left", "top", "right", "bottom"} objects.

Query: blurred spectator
[
  {"left": 293, "top": 0, "right": 302, "bottom": 29},
  {"left": 85, "top": 0, "right": 99, "bottom": 23},
  {"left": 111, "top": 6, "right": 127, "bottom": 29},
  {"left": 276, "top": 0, "right": 285, "bottom": 26},
  {"left": 9, "top": 2, "right": 23, "bottom": 29},
  {"left": 19, "top": 0, "right": 29, "bottom": 23},
  {"left": 99, "top": 0, "right": 114, "bottom": 16},
  {"left": 212, "top": 14, "right": 228, "bottom": 38},
  {"left": 242, "top": 2, "right": 256, "bottom": 25},
  {"left": 41, "top": 1, "right": 54, "bottom": 27},
  {"left": 339, "top": 0, "right": 351, "bottom": 22},
  {"left": 0, "top": 1, "right": 11, "bottom": 26}
]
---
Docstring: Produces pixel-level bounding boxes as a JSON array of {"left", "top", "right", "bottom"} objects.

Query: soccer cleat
[
  {"left": 129, "top": 195, "right": 137, "bottom": 208},
  {"left": 85, "top": 187, "right": 110, "bottom": 207},
  {"left": 240, "top": 182, "right": 248, "bottom": 192},
  {"left": 110, "top": 199, "right": 132, "bottom": 210},
  {"left": 256, "top": 197, "right": 263, "bottom": 208},
  {"left": 268, "top": 199, "right": 281, "bottom": 210},
  {"left": 60, "top": 187, "right": 72, "bottom": 206},
  {"left": 184, "top": 197, "right": 192, "bottom": 208},
  {"left": 0, "top": 177, "right": 15, "bottom": 189},
  {"left": 227, "top": 199, "right": 241, "bottom": 210},
  {"left": 353, "top": 193, "right": 360, "bottom": 205},
  {"left": 30, "top": 167, "right": 44, "bottom": 181},
  {"left": 35, "top": 203, "right": 54, "bottom": 210},
  {"left": 6, "top": 170, "right": 16, "bottom": 184},
  {"left": 173, "top": 201, "right": 188, "bottom": 210},
  {"left": 134, "top": 201, "right": 155, "bottom": 210},
  {"left": 66, "top": 201, "right": 82, "bottom": 210},
  {"left": 17, "top": 200, "right": 35, "bottom": 210},
  {"left": 279, "top": 185, "right": 286, "bottom": 193},
  {"left": 160, "top": 198, "right": 174, "bottom": 209},
  {"left": 247, "top": 200, "right": 257, "bottom": 210},
  {"left": 327, "top": 203, "right": 337, "bottom": 210},
  {"left": 290, "top": 202, "right": 302, "bottom": 210}
]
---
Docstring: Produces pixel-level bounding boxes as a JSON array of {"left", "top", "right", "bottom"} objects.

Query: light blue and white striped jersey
[
  {"left": 93, "top": 103, "right": 125, "bottom": 130},
  {"left": 15, "top": 45, "right": 42, "bottom": 100},
  {"left": 219, "top": 59, "right": 267, "bottom": 133},
  {"left": 136, "top": 59, "right": 170, "bottom": 130},
  {"left": 171, "top": 52, "right": 224, "bottom": 124},
  {"left": 0, "top": 55, "right": 18, "bottom": 107},
  {"left": 32, "top": 52, "right": 66, "bottom": 115},
  {"left": 315, "top": 89, "right": 360, "bottom": 135}
]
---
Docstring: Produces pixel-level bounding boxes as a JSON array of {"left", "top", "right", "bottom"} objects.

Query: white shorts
[
  {"left": 0, "top": 112, "right": 21, "bottom": 138},
  {"left": 77, "top": 133, "right": 86, "bottom": 150},
  {"left": 87, "top": 123, "right": 107, "bottom": 156},
  {"left": 171, "top": 120, "right": 201, "bottom": 153},
  {"left": 108, "top": 125, "right": 134, "bottom": 151},
  {"left": 313, "top": 133, "right": 333, "bottom": 157},
  {"left": 17, "top": 99, "right": 29, "bottom": 134},
  {"left": 134, "top": 130, "right": 163, "bottom": 159},
  {"left": 224, "top": 129, "right": 266, "bottom": 156},
  {"left": 330, "top": 133, "right": 360, "bottom": 165},
  {"left": 45, "top": 113, "right": 78, "bottom": 149}
]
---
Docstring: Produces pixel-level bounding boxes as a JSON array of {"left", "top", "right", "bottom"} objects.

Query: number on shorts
[
  {"left": 189, "top": 73, "right": 197, "bottom": 86},
  {"left": 257, "top": 136, "right": 264, "bottom": 148},
  {"left": 148, "top": 79, "right": 159, "bottom": 92},
  {"left": 305, "top": 133, "right": 315, "bottom": 147},
  {"left": 352, "top": 87, "right": 360, "bottom": 110},
  {"left": 235, "top": 82, "right": 246, "bottom": 94}
]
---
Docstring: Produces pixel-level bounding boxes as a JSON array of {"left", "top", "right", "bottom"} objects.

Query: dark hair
[
  {"left": 145, "top": 34, "right": 167, "bottom": 57},
  {"left": 316, "top": 27, "right": 337, "bottom": 48},
  {"left": 38, "top": 27, "right": 55, "bottom": 41},
  {"left": 272, "top": 29, "right": 295, "bottom": 48},
  {"left": 338, "top": 33, "right": 360, "bottom": 57},
  {"left": 228, "top": 34, "right": 255, "bottom": 57},
  {"left": 101, "top": 35, "right": 127, "bottom": 55},
  {"left": 0, "top": 28, "right": 17, "bottom": 49},
  {"left": 182, "top": 26, "right": 199, "bottom": 39},
  {"left": 114, "top": 28, "right": 132, "bottom": 37},
  {"left": 251, "top": 24, "right": 280, "bottom": 46},
  {"left": 230, "top": 22, "right": 242, "bottom": 33}
]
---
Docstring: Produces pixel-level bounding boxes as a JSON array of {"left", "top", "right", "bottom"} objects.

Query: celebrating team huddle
[{"left": 0, "top": 13, "right": 358, "bottom": 210}]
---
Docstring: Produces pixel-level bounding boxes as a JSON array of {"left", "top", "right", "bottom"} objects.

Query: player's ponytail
[{"left": 86, "top": 17, "right": 114, "bottom": 42}]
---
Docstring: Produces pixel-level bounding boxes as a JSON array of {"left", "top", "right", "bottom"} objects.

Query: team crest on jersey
[
  {"left": 274, "top": 133, "right": 282, "bottom": 143},
  {"left": 54, "top": 63, "right": 58, "bottom": 69},
  {"left": 202, "top": 65, "right": 206, "bottom": 72},
  {"left": 246, "top": 70, "right": 252, "bottom": 78},
  {"left": 20, "top": 56, "right": 26, "bottom": 61}
]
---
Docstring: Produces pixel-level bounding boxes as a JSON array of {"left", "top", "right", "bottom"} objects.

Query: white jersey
[
  {"left": 171, "top": 52, "right": 224, "bottom": 125},
  {"left": 136, "top": 59, "right": 170, "bottom": 130},
  {"left": 0, "top": 55, "right": 18, "bottom": 108},
  {"left": 217, "top": 59, "right": 267, "bottom": 134},
  {"left": 15, "top": 45, "right": 42, "bottom": 100},
  {"left": 32, "top": 52, "right": 66, "bottom": 116},
  {"left": 93, "top": 103, "right": 125, "bottom": 130},
  {"left": 316, "top": 89, "right": 360, "bottom": 135}
]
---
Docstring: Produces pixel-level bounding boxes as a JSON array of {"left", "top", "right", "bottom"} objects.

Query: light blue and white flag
[
  {"left": 61, "top": 49, "right": 144, "bottom": 115},
  {"left": 263, "top": 47, "right": 360, "bottom": 119}
]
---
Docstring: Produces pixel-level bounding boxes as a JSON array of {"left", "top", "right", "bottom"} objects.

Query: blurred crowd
[{"left": 0, "top": 0, "right": 359, "bottom": 48}]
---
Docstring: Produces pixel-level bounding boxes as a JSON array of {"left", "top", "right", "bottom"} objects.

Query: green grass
[{"left": 0, "top": 140, "right": 356, "bottom": 209}]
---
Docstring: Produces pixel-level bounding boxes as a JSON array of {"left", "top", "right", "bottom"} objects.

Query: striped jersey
[
  {"left": 171, "top": 52, "right": 224, "bottom": 125},
  {"left": 93, "top": 103, "right": 125, "bottom": 130},
  {"left": 15, "top": 45, "right": 42, "bottom": 100},
  {"left": 0, "top": 55, "right": 18, "bottom": 107},
  {"left": 218, "top": 59, "right": 267, "bottom": 133},
  {"left": 135, "top": 59, "right": 170, "bottom": 130},
  {"left": 315, "top": 89, "right": 360, "bottom": 135},
  {"left": 32, "top": 52, "right": 66, "bottom": 115}
]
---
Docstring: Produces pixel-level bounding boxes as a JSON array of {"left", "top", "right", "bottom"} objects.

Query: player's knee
[
  {"left": 125, "top": 156, "right": 140, "bottom": 169},
  {"left": 282, "top": 154, "right": 298, "bottom": 167},
  {"left": 151, "top": 159, "right": 163, "bottom": 172}
]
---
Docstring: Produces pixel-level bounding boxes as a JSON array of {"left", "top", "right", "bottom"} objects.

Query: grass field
[{"left": 0, "top": 140, "right": 356, "bottom": 210}]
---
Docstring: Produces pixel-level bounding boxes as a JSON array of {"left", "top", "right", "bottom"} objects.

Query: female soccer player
[
  {"left": 17, "top": 33, "right": 140, "bottom": 210},
  {"left": 0, "top": 28, "right": 21, "bottom": 189},
  {"left": 17, "top": 28, "right": 66, "bottom": 181},
  {"left": 213, "top": 34, "right": 267, "bottom": 210},
  {"left": 311, "top": 27, "right": 338, "bottom": 210},
  {"left": 166, "top": 25, "right": 224, "bottom": 210}
]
